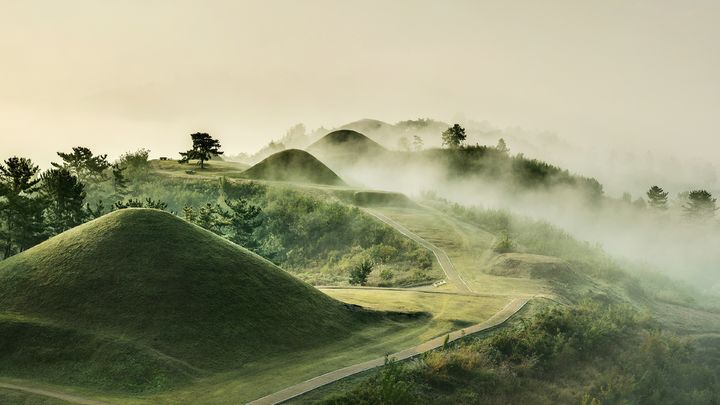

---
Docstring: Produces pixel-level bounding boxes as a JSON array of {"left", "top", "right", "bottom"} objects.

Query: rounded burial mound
[
  {"left": 0, "top": 209, "right": 368, "bottom": 371},
  {"left": 241, "top": 149, "right": 346, "bottom": 185},
  {"left": 307, "top": 129, "right": 387, "bottom": 157}
]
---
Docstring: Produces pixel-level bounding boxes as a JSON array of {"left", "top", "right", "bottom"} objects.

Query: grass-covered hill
[
  {"left": 0, "top": 209, "right": 383, "bottom": 391},
  {"left": 307, "top": 129, "right": 387, "bottom": 157},
  {"left": 307, "top": 129, "right": 387, "bottom": 166},
  {"left": 240, "top": 149, "right": 346, "bottom": 186}
]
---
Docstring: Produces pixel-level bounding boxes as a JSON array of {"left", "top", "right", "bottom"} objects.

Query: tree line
[{"left": 0, "top": 132, "right": 225, "bottom": 259}]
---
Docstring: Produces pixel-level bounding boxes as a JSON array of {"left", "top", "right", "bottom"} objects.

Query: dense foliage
[{"left": 320, "top": 301, "right": 720, "bottom": 405}]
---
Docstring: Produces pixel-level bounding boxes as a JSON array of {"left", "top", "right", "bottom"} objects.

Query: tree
[
  {"left": 40, "top": 169, "right": 87, "bottom": 234},
  {"left": 441, "top": 124, "right": 466, "bottom": 149},
  {"left": 114, "top": 198, "right": 168, "bottom": 211},
  {"left": 683, "top": 190, "right": 717, "bottom": 220},
  {"left": 111, "top": 164, "right": 128, "bottom": 196},
  {"left": 117, "top": 148, "right": 151, "bottom": 179},
  {"left": 0, "top": 157, "right": 45, "bottom": 257},
  {"left": 224, "top": 198, "right": 262, "bottom": 248},
  {"left": 52, "top": 146, "right": 110, "bottom": 182},
  {"left": 496, "top": 138, "right": 510, "bottom": 154},
  {"left": 646, "top": 186, "right": 669, "bottom": 210},
  {"left": 412, "top": 135, "right": 424, "bottom": 151},
  {"left": 349, "top": 259, "right": 374, "bottom": 286},
  {"left": 179, "top": 133, "right": 224, "bottom": 169},
  {"left": 397, "top": 136, "right": 411, "bottom": 151}
]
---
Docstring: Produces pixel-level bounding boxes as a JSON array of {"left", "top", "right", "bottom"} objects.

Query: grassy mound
[
  {"left": 0, "top": 209, "right": 379, "bottom": 390},
  {"left": 487, "top": 253, "right": 582, "bottom": 284},
  {"left": 353, "top": 191, "right": 415, "bottom": 207},
  {"left": 240, "top": 149, "right": 346, "bottom": 185},
  {"left": 307, "top": 129, "right": 386, "bottom": 157}
]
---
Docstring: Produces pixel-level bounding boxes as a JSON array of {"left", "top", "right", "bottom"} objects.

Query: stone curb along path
[{"left": 247, "top": 297, "right": 529, "bottom": 405}]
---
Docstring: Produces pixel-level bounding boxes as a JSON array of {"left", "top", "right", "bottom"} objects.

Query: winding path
[
  {"left": 247, "top": 297, "right": 528, "bottom": 405},
  {"left": 361, "top": 208, "right": 473, "bottom": 293},
  {"left": 247, "top": 208, "right": 528, "bottom": 404}
]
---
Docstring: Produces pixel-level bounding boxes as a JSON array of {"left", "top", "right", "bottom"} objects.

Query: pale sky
[{"left": 1, "top": 0, "right": 719, "bottom": 166}]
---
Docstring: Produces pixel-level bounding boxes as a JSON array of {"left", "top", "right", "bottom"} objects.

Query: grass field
[
  {"left": 150, "top": 159, "right": 249, "bottom": 178},
  {"left": 371, "top": 206, "right": 556, "bottom": 299}
]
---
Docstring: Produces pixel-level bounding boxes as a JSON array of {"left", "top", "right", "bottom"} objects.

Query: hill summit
[
  {"left": 241, "top": 149, "right": 346, "bottom": 186},
  {"left": 308, "top": 129, "right": 386, "bottom": 157},
  {"left": 0, "top": 209, "right": 370, "bottom": 385}
]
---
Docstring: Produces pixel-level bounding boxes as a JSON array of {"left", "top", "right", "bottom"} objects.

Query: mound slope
[
  {"left": 307, "top": 129, "right": 386, "bottom": 157},
  {"left": 241, "top": 149, "right": 346, "bottom": 185},
  {"left": 487, "top": 253, "right": 581, "bottom": 284},
  {"left": 0, "top": 209, "right": 367, "bottom": 372}
]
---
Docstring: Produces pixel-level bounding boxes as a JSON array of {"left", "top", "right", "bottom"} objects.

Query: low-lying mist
[{"left": 269, "top": 120, "right": 720, "bottom": 296}]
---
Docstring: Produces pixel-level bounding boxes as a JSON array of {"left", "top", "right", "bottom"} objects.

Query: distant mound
[
  {"left": 241, "top": 149, "right": 346, "bottom": 186},
  {"left": 353, "top": 191, "right": 416, "bottom": 207},
  {"left": 0, "top": 209, "right": 371, "bottom": 390},
  {"left": 307, "top": 129, "right": 387, "bottom": 157},
  {"left": 487, "top": 253, "right": 582, "bottom": 284}
]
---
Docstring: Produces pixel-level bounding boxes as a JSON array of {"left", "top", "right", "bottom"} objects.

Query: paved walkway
[
  {"left": 247, "top": 297, "right": 528, "bottom": 405},
  {"left": 361, "top": 208, "right": 473, "bottom": 293}
]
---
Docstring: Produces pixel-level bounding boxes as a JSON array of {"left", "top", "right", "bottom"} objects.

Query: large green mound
[
  {"left": 307, "top": 129, "right": 387, "bottom": 156},
  {"left": 0, "top": 209, "right": 374, "bottom": 390},
  {"left": 241, "top": 149, "right": 346, "bottom": 185}
]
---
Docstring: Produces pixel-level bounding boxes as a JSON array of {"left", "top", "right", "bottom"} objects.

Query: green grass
[
  {"left": 150, "top": 159, "right": 249, "bottom": 178},
  {"left": 0, "top": 209, "right": 394, "bottom": 392},
  {"left": 240, "top": 149, "right": 346, "bottom": 186},
  {"left": 0, "top": 388, "right": 70, "bottom": 404}
]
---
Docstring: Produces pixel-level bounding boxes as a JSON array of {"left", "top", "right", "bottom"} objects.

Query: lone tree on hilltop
[
  {"left": 646, "top": 185, "right": 669, "bottom": 210},
  {"left": 683, "top": 190, "right": 717, "bottom": 221},
  {"left": 441, "top": 124, "right": 466, "bottom": 149},
  {"left": 179, "top": 133, "right": 224, "bottom": 169}
]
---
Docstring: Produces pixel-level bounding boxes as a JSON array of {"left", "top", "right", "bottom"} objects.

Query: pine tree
[
  {"left": 179, "top": 133, "right": 224, "bottom": 169},
  {"left": 0, "top": 157, "right": 45, "bottom": 257},
  {"left": 496, "top": 138, "right": 510, "bottom": 154},
  {"left": 683, "top": 190, "right": 717, "bottom": 220},
  {"left": 40, "top": 169, "right": 87, "bottom": 234},
  {"left": 646, "top": 186, "right": 669, "bottom": 210}
]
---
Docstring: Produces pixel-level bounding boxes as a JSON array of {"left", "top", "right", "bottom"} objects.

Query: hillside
[
  {"left": 307, "top": 129, "right": 386, "bottom": 157},
  {"left": 240, "top": 149, "right": 346, "bottom": 186},
  {"left": 0, "top": 209, "right": 378, "bottom": 390}
]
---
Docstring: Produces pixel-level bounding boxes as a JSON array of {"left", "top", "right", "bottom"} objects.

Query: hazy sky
[{"left": 1, "top": 0, "right": 719, "bottom": 166}]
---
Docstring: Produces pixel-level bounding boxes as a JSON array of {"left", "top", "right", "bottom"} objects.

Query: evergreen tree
[
  {"left": 179, "top": 133, "right": 224, "bottom": 169},
  {"left": 0, "top": 157, "right": 45, "bottom": 257},
  {"left": 646, "top": 186, "right": 669, "bottom": 210},
  {"left": 111, "top": 163, "right": 128, "bottom": 196},
  {"left": 225, "top": 198, "right": 262, "bottom": 248},
  {"left": 52, "top": 146, "right": 110, "bottom": 182},
  {"left": 441, "top": 124, "right": 467, "bottom": 149},
  {"left": 40, "top": 169, "right": 87, "bottom": 234},
  {"left": 683, "top": 190, "right": 718, "bottom": 220}
]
